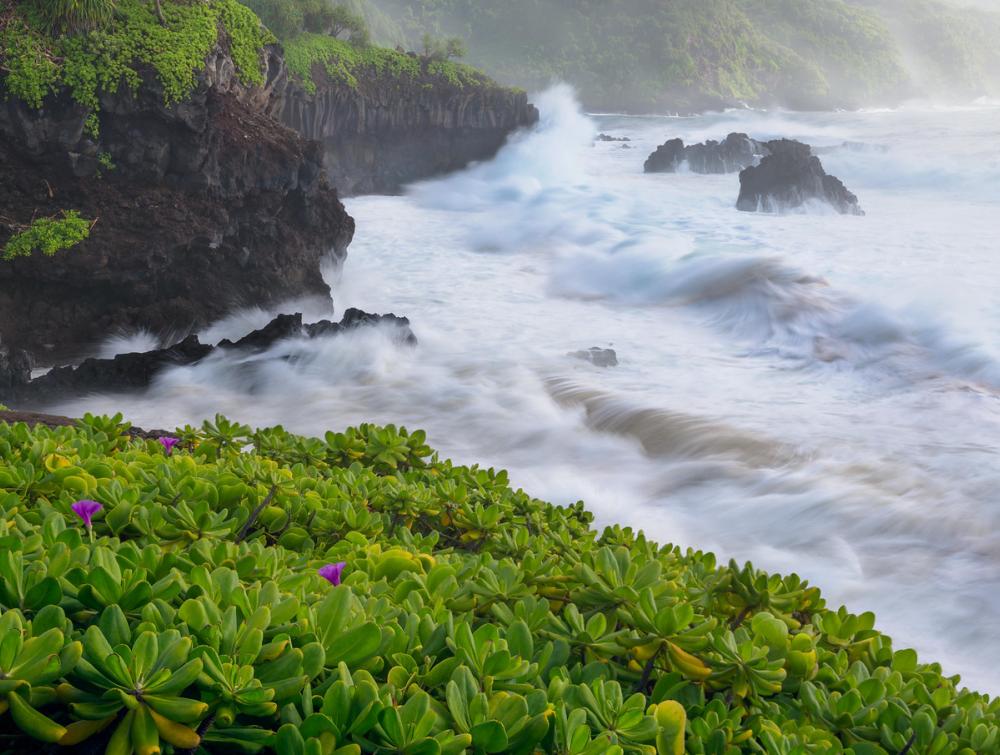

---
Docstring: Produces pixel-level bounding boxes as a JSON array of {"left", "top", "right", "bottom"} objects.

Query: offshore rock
[
  {"left": 736, "top": 139, "right": 864, "bottom": 215},
  {"left": 6, "top": 310, "right": 416, "bottom": 405},
  {"left": 644, "top": 133, "right": 768, "bottom": 174},
  {"left": 0, "top": 41, "right": 354, "bottom": 361},
  {"left": 570, "top": 347, "right": 619, "bottom": 368}
]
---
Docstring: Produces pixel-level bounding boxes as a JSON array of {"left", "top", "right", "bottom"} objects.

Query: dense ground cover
[
  {"left": 0, "top": 414, "right": 997, "bottom": 754},
  {"left": 0, "top": 0, "right": 272, "bottom": 125},
  {"left": 281, "top": 33, "right": 495, "bottom": 94}
]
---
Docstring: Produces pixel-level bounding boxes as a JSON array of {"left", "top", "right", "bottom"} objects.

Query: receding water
[{"left": 54, "top": 87, "right": 1000, "bottom": 694}]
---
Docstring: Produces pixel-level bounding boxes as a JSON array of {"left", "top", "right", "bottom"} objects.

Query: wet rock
[
  {"left": 272, "top": 70, "right": 538, "bottom": 196},
  {"left": 644, "top": 133, "right": 768, "bottom": 174},
  {"left": 736, "top": 139, "right": 864, "bottom": 215},
  {"left": 570, "top": 347, "right": 618, "bottom": 368},
  {"left": 20, "top": 336, "right": 214, "bottom": 402},
  {"left": 0, "top": 337, "right": 33, "bottom": 394},
  {"left": 596, "top": 133, "right": 631, "bottom": 142},
  {"left": 643, "top": 138, "right": 685, "bottom": 172},
  {"left": 5, "top": 310, "right": 416, "bottom": 405},
  {"left": 0, "top": 40, "right": 354, "bottom": 361}
]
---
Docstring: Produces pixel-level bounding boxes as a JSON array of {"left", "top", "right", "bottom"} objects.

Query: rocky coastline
[
  {"left": 0, "top": 27, "right": 533, "bottom": 371},
  {"left": 273, "top": 63, "right": 538, "bottom": 195}
]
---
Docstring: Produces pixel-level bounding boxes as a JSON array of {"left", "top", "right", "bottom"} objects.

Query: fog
[{"left": 363, "top": 0, "right": 1000, "bottom": 112}]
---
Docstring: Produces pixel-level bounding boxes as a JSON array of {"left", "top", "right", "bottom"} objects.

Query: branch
[{"left": 234, "top": 485, "right": 278, "bottom": 543}]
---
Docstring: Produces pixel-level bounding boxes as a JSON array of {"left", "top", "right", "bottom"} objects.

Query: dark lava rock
[
  {"left": 0, "top": 338, "right": 33, "bottom": 394},
  {"left": 273, "top": 71, "right": 538, "bottom": 196},
  {"left": 0, "top": 42, "right": 354, "bottom": 361},
  {"left": 6, "top": 310, "right": 416, "bottom": 405},
  {"left": 22, "top": 336, "right": 214, "bottom": 402},
  {"left": 644, "top": 133, "right": 768, "bottom": 174},
  {"left": 307, "top": 308, "right": 418, "bottom": 346},
  {"left": 596, "top": 133, "right": 631, "bottom": 142},
  {"left": 736, "top": 139, "right": 864, "bottom": 215},
  {"left": 570, "top": 347, "right": 618, "bottom": 368},
  {"left": 644, "top": 138, "right": 685, "bottom": 172}
]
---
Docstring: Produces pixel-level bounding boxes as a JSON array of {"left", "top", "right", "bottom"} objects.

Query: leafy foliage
[
  {"left": 0, "top": 414, "right": 997, "bottom": 753},
  {"left": 240, "top": 0, "right": 368, "bottom": 41},
  {"left": 0, "top": 0, "right": 274, "bottom": 116},
  {"left": 1, "top": 210, "right": 91, "bottom": 261},
  {"left": 283, "top": 32, "right": 491, "bottom": 93}
]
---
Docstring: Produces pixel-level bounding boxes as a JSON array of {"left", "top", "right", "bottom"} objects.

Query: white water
[{"left": 54, "top": 87, "right": 1000, "bottom": 694}]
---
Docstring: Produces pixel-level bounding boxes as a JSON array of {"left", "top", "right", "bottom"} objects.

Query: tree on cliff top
[{"left": 242, "top": 0, "right": 370, "bottom": 42}]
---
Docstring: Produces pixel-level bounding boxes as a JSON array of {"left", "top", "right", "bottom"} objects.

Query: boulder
[
  {"left": 644, "top": 133, "right": 768, "bottom": 174},
  {"left": 643, "top": 138, "right": 685, "bottom": 173},
  {"left": 596, "top": 133, "right": 631, "bottom": 142},
  {"left": 736, "top": 139, "right": 864, "bottom": 215},
  {"left": 0, "top": 337, "right": 33, "bottom": 394},
  {"left": 570, "top": 347, "right": 618, "bottom": 368},
  {"left": 4, "top": 310, "right": 416, "bottom": 405}
]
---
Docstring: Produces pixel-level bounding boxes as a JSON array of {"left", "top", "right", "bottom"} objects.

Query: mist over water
[{"left": 55, "top": 88, "right": 1000, "bottom": 693}]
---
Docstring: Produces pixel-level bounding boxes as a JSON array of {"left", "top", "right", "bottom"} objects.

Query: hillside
[{"left": 359, "top": 0, "right": 1000, "bottom": 112}]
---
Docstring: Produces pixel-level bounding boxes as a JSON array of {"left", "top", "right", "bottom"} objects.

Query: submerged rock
[
  {"left": 596, "top": 133, "right": 631, "bottom": 142},
  {"left": 736, "top": 139, "right": 864, "bottom": 215},
  {"left": 0, "top": 337, "right": 33, "bottom": 394},
  {"left": 4, "top": 310, "right": 415, "bottom": 405},
  {"left": 644, "top": 133, "right": 768, "bottom": 174},
  {"left": 570, "top": 347, "right": 618, "bottom": 368}
]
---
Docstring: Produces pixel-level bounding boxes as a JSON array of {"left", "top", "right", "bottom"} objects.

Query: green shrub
[
  {"left": 0, "top": 0, "right": 274, "bottom": 117},
  {"left": 283, "top": 32, "right": 490, "bottom": 93},
  {"left": 1, "top": 210, "right": 91, "bottom": 261},
  {"left": 0, "top": 413, "right": 996, "bottom": 753},
  {"left": 239, "top": 0, "right": 370, "bottom": 42}
]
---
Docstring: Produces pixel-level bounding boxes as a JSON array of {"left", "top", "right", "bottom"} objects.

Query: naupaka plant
[{"left": 0, "top": 413, "right": 996, "bottom": 754}]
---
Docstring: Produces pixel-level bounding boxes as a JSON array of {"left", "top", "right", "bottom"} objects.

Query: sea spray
[{"left": 54, "top": 90, "right": 1000, "bottom": 694}]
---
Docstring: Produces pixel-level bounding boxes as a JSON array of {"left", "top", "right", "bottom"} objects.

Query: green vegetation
[
  {"left": 282, "top": 32, "right": 491, "bottom": 93},
  {"left": 30, "top": 0, "right": 117, "bottom": 33},
  {"left": 240, "top": 0, "right": 369, "bottom": 43},
  {"left": 235, "top": 0, "right": 499, "bottom": 96},
  {"left": 1, "top": 210, "right": 91, "bottom": 261},
  {"left": 0, "top": 0, "right": 274, "bottom": 126},
  {"left": 360, "top": 0, "right": 1000, "bottom": 111},
  {"left": 0, "top": 413, "right": 997, "bottom": 753}
]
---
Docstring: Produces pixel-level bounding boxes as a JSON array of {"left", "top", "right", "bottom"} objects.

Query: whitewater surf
[{"left": 52, "top": 87, "right": 1000, "bottom": 694}]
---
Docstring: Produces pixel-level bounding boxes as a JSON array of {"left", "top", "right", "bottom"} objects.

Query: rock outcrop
[
  {"left": 4, "top": 310, "right": 415, "bottom": 405},
  {"left": 0, "top": 41, "right": 354, "bottom": 361},
  {"left": 644, "top": 133, "right": 768, "bottom": 174},
  {"left": 272, "top": 66, "right": 539, "bottom": 195},
  {"left": 570, "top": 348, "right": 619, "bottom": 368},
  {"left": 0, "top": 337, "right": 33, "bottom": 395},
  {"left": 736, "top": 139, "right": 864, "bottom": 215}
]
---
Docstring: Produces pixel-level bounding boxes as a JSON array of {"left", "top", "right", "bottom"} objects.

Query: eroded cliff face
[
  {"left": 272, "top": 67, "right": 539, "bottom": 195},
  {"left": 0, "top": 43, "right": 354, "bottom": 362}
]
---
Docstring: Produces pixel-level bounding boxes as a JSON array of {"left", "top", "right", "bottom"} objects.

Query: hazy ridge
[{"left": 351, "top": 0, "right": 1000, "bottom": 111}]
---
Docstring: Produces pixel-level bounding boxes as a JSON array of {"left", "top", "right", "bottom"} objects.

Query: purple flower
[
  {"left": 318, "top": 562, "right": 347, "bottom": 586},
  {"left": 71, "top": 500, "right": 102, "bottom": 528},
  {"left": 158, "top": 436, "right": 180, "bottom": 456}
]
